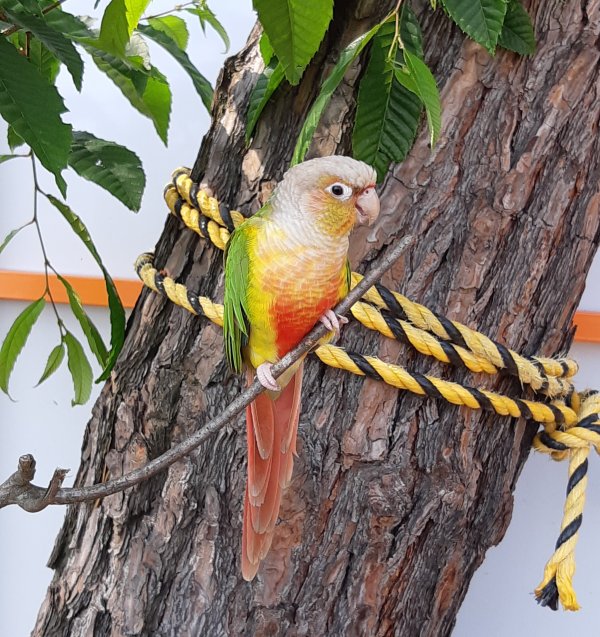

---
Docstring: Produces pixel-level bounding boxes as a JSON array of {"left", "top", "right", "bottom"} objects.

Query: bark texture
[{"left": 34, "top": 1, "right": 600, "bottom": 636}]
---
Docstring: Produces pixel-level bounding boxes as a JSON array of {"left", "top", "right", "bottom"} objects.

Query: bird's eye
[{"left": 326, "top": 183, "right": 352, "bottom": 200}]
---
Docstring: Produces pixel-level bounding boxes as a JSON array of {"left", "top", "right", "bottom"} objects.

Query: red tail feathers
[{"left": 241, "top": 363, "right": 303, "bottom": 580}]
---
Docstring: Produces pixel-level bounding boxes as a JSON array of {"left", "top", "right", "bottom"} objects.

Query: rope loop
[{"left": 134, "top": 168, "right": 600, "bottom": 612}]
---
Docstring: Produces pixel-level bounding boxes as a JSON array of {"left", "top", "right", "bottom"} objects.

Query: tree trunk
[{"left": 33, "top": 1, "right": 600, "bottom": 636}]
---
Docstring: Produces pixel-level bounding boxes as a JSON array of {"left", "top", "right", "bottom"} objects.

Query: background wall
[{"left": 1, "top": 3, "right": 598, "bottom": 635}]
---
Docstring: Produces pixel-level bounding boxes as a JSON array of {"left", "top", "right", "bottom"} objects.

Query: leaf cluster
[
  {"left": 246, "top": 0, "right": 535, "bottom": 179},
  {"left": 0, "top": 0, "right": 229, "bottom": 403}
]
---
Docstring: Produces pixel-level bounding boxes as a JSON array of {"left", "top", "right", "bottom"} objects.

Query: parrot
[{"left": 223, "top": 155, "right": 380, "bottom": 580}]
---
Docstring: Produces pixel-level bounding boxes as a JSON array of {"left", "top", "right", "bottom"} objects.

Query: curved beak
[{"left": 355, "top": 186, "right": 380, "bottom": 226}]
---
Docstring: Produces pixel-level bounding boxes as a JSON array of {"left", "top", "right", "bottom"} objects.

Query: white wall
[{"left": 1, "top": 3, "right": 599, "bottom": 635}]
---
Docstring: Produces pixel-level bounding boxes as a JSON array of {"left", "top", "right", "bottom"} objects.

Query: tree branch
[{"left": 0, "top": 235, "right": 413, "bottom": 511}]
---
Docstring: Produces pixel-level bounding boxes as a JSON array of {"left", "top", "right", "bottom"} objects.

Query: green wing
[
  {"left": 344, "top": 258, "right": 352, "bottom": 295},
  {"left": 223, "top": 225, "right": 251, "bottom": 373}
]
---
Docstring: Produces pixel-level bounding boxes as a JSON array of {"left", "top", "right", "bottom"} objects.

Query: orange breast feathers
[{"left": 244, "top": 235, "right": 349, "bottom": 367}]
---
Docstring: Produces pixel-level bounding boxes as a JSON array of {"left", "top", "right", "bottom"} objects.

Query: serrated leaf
[
  {"left": 148, "top": 15, "right": 189, "bottom": 50},
  {"left": 0, "top": 221, "right": 31, "bottom": 255},
  {"left": 68, "top": 130, "right": 145, "bottom": 211},
  {"left": 498, "top": 0, "right": 535, "bottom": 55},
  {"left": 442, "top": 0, "right": 508, "bottom": 54},
  {"left": 57, "top": 274, "right": 108, "bottom": 368},
  {"left": 137, "top": 23, "right": 212, "bottom": 112},
  {"left": 253, "top": 0, "right": 333, "bottom": 85},
  {"left": 187, "top": 5, "right": 229, "bottom": 52},
  {"left": 402, "top": 49, "right": 441, "bottom": 146},
  {"left": 4, "top": 7, "right": 84, "bottom": 90},
  {"left": 92, "top": 51, "right": 172, "bottom": 143},
  {"left": 246, "top": 58, "right": 285, "bottom": 142},
  {"left": 352, "top": 20, "right": 422, "bottom": 181},
  {"left": 36, "top": 342, "right": 65, "bottom": 386},
  {"left": 98, "top": 0, "right": 151, "bottom": 57},
  {"left": 0, "top": 37, "right": 71, "bottom": 178},
  {"left": 46, "top": 196, "right": 126, "bottom": 380},
  {"left": 64, "top": 331, "right": 92, "bottom": 405},
  {"left": 0, "top": 297, "right": 45, "bottom": 396},
  {"left": 259, "top": 31, "right": 273, "bottom": 64},
  {"left": 292, "top": 20, "right": 382, "bottom": 165},
  {"left": 400, "top": 3, "right": 424, "bottom": 58},
  {"left": 28, "top": 37, "right": 60, "bottom": 84},
  {"left": 43, "top": 8, "right": 95, "bottom": 39}
]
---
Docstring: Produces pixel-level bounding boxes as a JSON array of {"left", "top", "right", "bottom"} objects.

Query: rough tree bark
[{"left": 33, "top": 1, "right": 600, "bottom": 635}]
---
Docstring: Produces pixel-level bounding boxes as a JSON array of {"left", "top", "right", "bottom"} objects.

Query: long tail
[{"left": 241, "top": 363, "right": 303, "bottom": 581}]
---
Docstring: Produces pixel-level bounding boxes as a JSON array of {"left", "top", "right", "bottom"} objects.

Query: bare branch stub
[{"left": 0, "top": 454, "right": 69, "bottom": 513}]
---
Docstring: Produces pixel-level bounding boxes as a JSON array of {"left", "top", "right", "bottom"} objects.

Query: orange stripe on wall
[
  {"left": 0, "top": 270, "right": 142, "bottom": 309},
  {"left": 0, "top": 270, "right": 598, "bottom": 343},
  {"left": 572, "top": 311, "right": 600, "bottom": 344}
]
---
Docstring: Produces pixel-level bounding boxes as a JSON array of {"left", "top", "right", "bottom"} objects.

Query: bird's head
[{"left": 273, "top": 156, "right": 380, "bottom": 237}]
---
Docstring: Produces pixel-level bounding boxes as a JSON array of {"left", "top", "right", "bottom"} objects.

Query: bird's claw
[
  {"left": 256, "top": 363, "right": 280, "bottom": 392},
  {"left": 319, "top": 309, "right": 348, "bottom": 337}
]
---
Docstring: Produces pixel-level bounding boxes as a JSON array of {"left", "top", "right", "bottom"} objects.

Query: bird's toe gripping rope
[{"left": 135, "top": 167, "right": 600, "bottom": 612}]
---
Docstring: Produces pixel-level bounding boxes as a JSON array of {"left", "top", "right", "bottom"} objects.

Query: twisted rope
[{"left": 134, "top": 167, "right": 600, "bottom": 611}]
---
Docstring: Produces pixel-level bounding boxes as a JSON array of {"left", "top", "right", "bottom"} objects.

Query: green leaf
[
  {"left": 187, "top": 5, "right": 230, "bottom": 52},
  {"left": 43, "top": 8, "right": 95, "bottom": 39},
  {"left": 147, "top": 15, "right": 189, "bottom": 50},
  {"left": 0, "top": 221, "right": 31, "bottom": 255},
  {"left": 442, "top": 0, "right": 508, "bottom": 54},
  {"left": 402, "top": 49, "right": 442, "bottom": 147},
  {"left": 0, "top": 297, "right": 45, "bottom": 396},
  {"left": 292, "top": 20, "right": 382, "bottom": 166},
  {"left": 4, "top": 7, "right": 84, "bottom": 90},
  {"left": 246, "top": 59, "right": 285, "bottom": 143},
  {"left": 400, "top": 3, "right": 424, "bottom": 58},
  {"left": 253, "top": 0, "right": 333, "bottom": 85},
  {"left": 68, "top": 131, "right": 145, "bottom": 211},
  {"left": 137, "top": 23, "right": 212, "bottom": 112},
  {"left": 36, "top": 342, "right": 65, "bottom": 386},
  {"left": 7, "top": 126, "right": 25, "bottom": 150},
  {"left": 12, "top": 0, "right": 42, "bottom": 16},
  {"left": 352, "top": 20, "right": 422, "bottom": 181},
  {"left": 28, "top": 37, "right": 60, "bottom": 84},
  {"left": 259, "top": 31, "right": 273, "bottom": 64},
  {"left": 98, "top": 0, "right": 151, "bottom": 57},
  {"left": 57, "top": 274, "right": 108, "bottom": 368},
  {"left": 64, "top": 331, "right": 93, "bottom": 405},
  {"left": 498, "top": 0, "right": 535, "bottom": 55},
  {"left": 92, "top": 51, "right": 172, "bottom": 143},
  {"left": 46, "top": 196, "right": 126, "bottom": 380},
  {"left": 0, "top": 37, "right": 71, "bottom": 179}
]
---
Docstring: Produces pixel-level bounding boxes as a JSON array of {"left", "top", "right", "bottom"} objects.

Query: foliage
[
  {"left": 0, "top": 0, "right": 535, "bottom": 405},
  {"left": 249, "top": 0, "right": 534, "bottom": 176},
  {"left": 0, "top": 0, "right": 227, "bottom": 403}
]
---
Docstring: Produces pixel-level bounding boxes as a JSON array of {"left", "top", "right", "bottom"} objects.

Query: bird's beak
[{"left": 355, "top": 187, "right": 380, "bottom": 226}]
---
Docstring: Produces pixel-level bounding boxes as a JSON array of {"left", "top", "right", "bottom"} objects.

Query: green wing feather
[
  {"left": 344, "top": 258, "right": 351, "bottom": 295},
  {"left": 223, "top": 225, "right": 251, "bottom": 373}
]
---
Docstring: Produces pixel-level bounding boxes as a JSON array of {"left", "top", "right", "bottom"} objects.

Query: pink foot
[
  {"left": 256, "top": 363, "right": 280, "bottom": 392},
  {"left": 319, "top": 309, "right": 349, "bottom": 336}
]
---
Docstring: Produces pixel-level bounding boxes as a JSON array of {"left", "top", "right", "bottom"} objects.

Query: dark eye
[{"left": 326, "top": 182, "right": 352, "bottom": 200}]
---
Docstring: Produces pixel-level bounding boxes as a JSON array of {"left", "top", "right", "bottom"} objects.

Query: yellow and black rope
[{"left": 134, "top": 167, "right": 600, "bottom": 612}]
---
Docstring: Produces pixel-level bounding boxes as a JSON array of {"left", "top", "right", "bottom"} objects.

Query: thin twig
[
  {"left": 31, "top": 156, "right": 64, "bottom": 334},
  {"left": 0, "top": 235, "right": 413, "bottom": 510},
  {"left": 143, "top": 2, "right": 196, "bottom": 21},
  {"left": 1, "top": 0, "right": 65, "bottom": 37}
]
